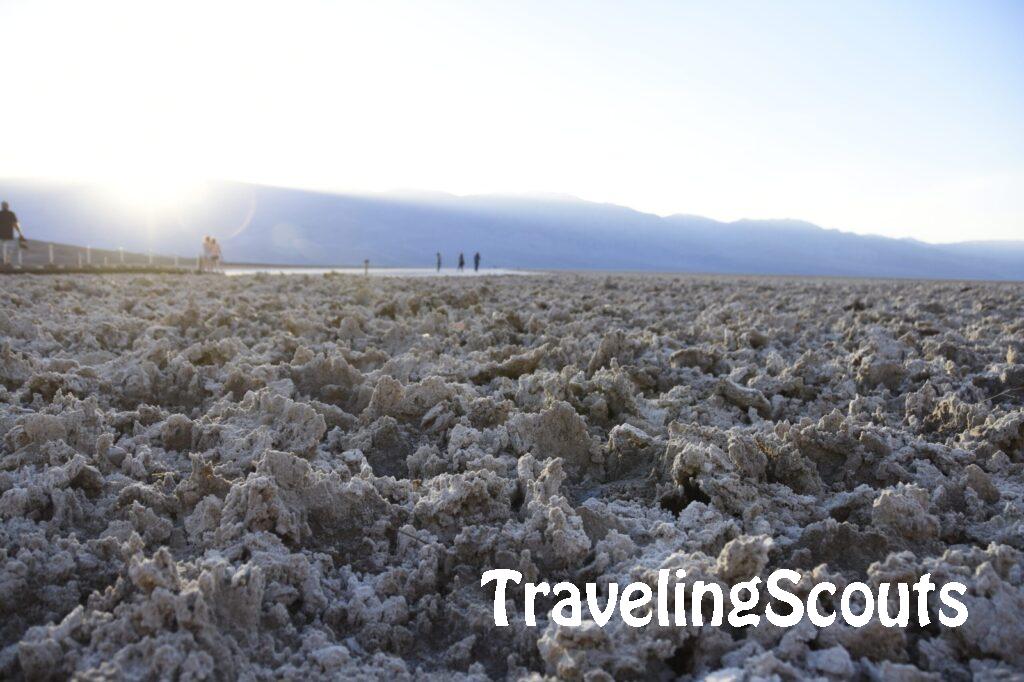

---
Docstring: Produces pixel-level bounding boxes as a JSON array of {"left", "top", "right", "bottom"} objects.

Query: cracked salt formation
[{"left": 0, "top": 272, "right": 1022, "bottom": 679}]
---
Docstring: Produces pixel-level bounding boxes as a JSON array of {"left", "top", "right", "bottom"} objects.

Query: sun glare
[{"left": 95, "top": 174, "right": 208, "bottom": 218}]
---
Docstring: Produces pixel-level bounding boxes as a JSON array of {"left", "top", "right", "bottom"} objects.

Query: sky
[{"left": 1, "top": 0, "right": 1022, "bottom": 243}]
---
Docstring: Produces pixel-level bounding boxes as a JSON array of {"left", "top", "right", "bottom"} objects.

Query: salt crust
[{"left": 0, "top": 273, "right": 1022, "bottom": 679}]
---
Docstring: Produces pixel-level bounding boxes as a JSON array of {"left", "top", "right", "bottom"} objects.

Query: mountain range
[{"left": 2, "top": 179, "right": 1022, "bottom": 280}]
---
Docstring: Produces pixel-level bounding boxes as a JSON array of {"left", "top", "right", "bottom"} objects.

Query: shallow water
[{"left": 224, "top": 266, "right": 533, "bottom": 277}]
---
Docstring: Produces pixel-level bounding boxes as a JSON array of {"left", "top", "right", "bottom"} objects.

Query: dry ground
[{"left": 1, "top": 272, "right": 1022, "bottom": 679}]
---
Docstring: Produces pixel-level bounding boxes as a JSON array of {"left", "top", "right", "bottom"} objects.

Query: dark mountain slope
[{"left": 2, "top": 179, "right": 1021, "bottom": 279}]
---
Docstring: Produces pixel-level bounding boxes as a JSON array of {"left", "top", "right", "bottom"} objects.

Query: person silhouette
[
  {"left": 473, "top": 251, "right": 480, "bottom": 272},
  {"left": 0, "top": 201, "right": 27, "bottom": 245},
  {"left": 436, "top": 252, "right": 441, "bottom": 272},
  {"left": 458, "top": 252, "right": 465, "bottom": 272}
]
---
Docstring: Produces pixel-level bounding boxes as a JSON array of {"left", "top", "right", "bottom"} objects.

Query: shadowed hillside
[{"left": 3, "top": 180, "right": 1022, "bottom": 279}]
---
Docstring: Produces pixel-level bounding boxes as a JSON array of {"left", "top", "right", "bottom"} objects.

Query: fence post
[
  {"left": 86, "top": 246, "right": 91, "bottom": 265},
  {"left": 119, "top": 247, "right": 124, "bottom": 264},
  {"left": 48, "top": 243, "right": 54, "bottom": 265},
  {"left": 78, "top": 252, "right": 83, "bottom": 268}
]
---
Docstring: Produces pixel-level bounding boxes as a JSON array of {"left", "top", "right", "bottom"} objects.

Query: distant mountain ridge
[{"left": 2, "top": 179, "right": 1022, "bottom": 280}]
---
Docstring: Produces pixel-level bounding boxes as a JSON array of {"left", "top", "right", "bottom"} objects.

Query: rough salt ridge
[{"left": 0, "top": 272, "right": 1022, "bottom": 680}]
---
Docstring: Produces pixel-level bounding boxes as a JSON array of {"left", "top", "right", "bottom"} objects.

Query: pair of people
[
  {"left": 201, "top": 235, "right": 223, "bottom": 271},
  {"left": 443, "top": 251, "right": 481, "bottom": 272},
  {"left": 458, "top": 252, "right": 481, "bottom": 272}
]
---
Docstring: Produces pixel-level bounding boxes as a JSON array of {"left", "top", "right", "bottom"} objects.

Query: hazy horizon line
[{"left": 3, "top": 173, "right": 1021, "bottom": 248}]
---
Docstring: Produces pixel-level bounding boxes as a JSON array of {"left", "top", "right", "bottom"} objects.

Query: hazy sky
[{"left": 2, "top": 0, "right": 1022, "bottom": 242}]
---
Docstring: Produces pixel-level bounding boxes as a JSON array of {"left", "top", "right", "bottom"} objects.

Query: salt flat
[
  {"left": 1, "top": 272, "right": 1021, "bottom": 679},
  {"left": 223, "top": 266, "right": 533, "bottom": 277}
]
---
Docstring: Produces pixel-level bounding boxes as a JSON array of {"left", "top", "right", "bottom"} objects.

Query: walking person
[
  {"left": 473, "top": 251, "right": 480, "bottom": 272},
  {"left": 0, "top": 201, "right": 28, "bottom": 265},
  {"left": 458, "top": 252, "right": 465, "bottom": 272},
  {"left": 436, "top": 251, "right": 441, "bottom": 272}
]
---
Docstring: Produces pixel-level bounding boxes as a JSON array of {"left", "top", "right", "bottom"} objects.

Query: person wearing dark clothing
[
  {"left": 0, "top": 201, "right": 26, "bottom": 243},
  {"left": 458, "top": 252, "right": 465, "bottom": 271},
  {"left": 436, "top": 252, "right": 441, "bottom": 272},
  {"left": 473, "top": 252, "right": 480, "bottom": 272}
]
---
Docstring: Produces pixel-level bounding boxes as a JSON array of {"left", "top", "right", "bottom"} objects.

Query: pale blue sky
[{"left": 1, "top": 0, "right": 1021, "bottom": 242}]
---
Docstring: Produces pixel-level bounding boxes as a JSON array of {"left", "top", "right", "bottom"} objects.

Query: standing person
[
  {"left": 200, "top": 236, "right": 213, "bottom": 272},
  {"left": 0, "top": 201, "right": 27, "bottom": 253},
  {"left": 436, "top": 252, "right": 441, "bottom": 272},
  {"left": 210, "top": 238, "right": 223, "bottom": 271},
  {"left": 473, "top": 251, "right": 480, "bottom": 272},
  {"left": 458, "top": 252, "right": 465, "bottom": 272},
  {"left": 364, "top": 258, "right": 369, "bottom": 276}
]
